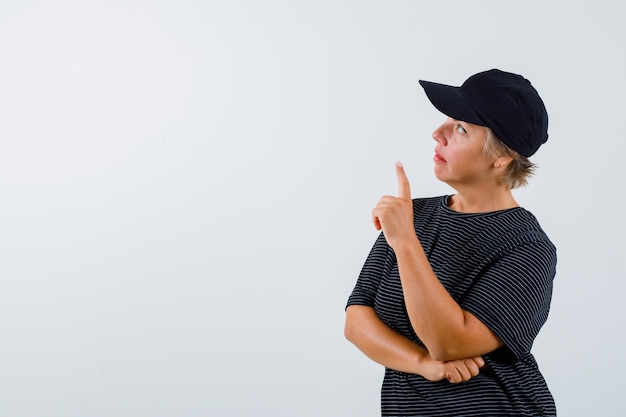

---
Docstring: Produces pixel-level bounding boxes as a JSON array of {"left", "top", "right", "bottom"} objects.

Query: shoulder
[
  {"left": 493, "top": 209, "right": 557, "bottom": 272},
  {"left": 411, "top": 195, "right": 447, "bottom": 211},
  {"left": 505, "top": 209, "right": 555, "bottom": 247}
]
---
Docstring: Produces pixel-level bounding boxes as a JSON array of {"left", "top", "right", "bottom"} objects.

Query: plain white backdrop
[{"left": 0, "top": 1, "right": 624, "bottom": 416}]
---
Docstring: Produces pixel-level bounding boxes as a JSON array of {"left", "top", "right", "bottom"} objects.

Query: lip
[{"left": 433, "top": 151, "right": 447, "bottom": 163}]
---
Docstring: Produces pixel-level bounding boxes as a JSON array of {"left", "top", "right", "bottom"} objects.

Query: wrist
[
  {"left": 391, "top": 236, "right": 421, "bottom": 257},
  {"left": 412, "top": 346, "right": 432, "bottom": 374}
]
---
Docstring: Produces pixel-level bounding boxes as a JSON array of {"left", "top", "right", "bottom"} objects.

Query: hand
[
  {"left": 422, "top": 355, "right": 485, "bottom": 384},
  {"left": 372, "top": 162, "right": 415, "bottom": 249}
]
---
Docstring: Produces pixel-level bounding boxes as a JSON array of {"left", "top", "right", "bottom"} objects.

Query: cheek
[
  {"left": 449, "top": 148, "right": 476, "bottom": 165},
  {"left": 449, "top": 148, "right": 489, "bottom": 171}
]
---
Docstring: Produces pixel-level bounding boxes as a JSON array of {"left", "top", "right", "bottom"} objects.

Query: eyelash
[{"left": 455, "top": 124, "right": 467, "bottom": 134}]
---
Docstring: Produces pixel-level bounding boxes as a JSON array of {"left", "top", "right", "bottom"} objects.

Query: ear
[{"left": 493, "top": 155, "right": 514, "bottom": 169}]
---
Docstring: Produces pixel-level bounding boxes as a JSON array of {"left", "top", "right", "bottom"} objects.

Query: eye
[{"left": 455, "top": 124, "right": 467, "bottom": 134}]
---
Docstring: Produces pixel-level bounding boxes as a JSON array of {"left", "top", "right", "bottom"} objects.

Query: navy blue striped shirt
[{"left": 347, "top": 196, "right": 557, "bottom": 416}]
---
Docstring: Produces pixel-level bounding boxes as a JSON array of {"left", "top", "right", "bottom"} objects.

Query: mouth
[{"left": 433, "top": 151, "right": 446, "bottom": 163}]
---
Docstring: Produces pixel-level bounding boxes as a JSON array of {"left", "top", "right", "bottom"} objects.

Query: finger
[
  {"left": 395, "top": 161, "right": 411, "bottom": 200},
  {"left": 372, "top": 215, "right": 382, "bottom": 231},
  {"left": 446, "top": 368, "right": 461, "bottom": 384},
  {"left": 473, "top": 356, "right": 485, "bottom": 369},
  {"left": 464, "top": 359, "right": 480, "bottom": 377},
  {"left": 456, "top": 363, "right": 471, "bottom": 381},
  {"left": 372, "top": 208, "right": 381, "bottom": 230},
  {"left": 372, "top": 204, "right": 382, "bottom": 230},
  {"left": 372, "top": 197, "right": 392, "bottom": 230}
]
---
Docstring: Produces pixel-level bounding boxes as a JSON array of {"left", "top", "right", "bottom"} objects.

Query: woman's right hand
[{"left": 421, "top": 355, "right": 485, "bottom": 384}]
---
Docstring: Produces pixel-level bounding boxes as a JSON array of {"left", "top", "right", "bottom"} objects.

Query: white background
[{"left": 0, "top": 1, "right": 624, "bottom": 416}]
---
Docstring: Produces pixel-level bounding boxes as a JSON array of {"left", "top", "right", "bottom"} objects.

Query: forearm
[
  {"left": 394, "top": 239, "right": 502, "bottom": 360},
  {"left": 344, "top": 305, "right": 428, "bottom": 374},
  {"left": 345, "top": 304, "right": 486, "bottom": 383}
]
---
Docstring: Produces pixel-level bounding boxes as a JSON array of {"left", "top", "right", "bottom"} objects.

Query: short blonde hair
[{"left": 483, "top": 129, "right": 536, "bottom": 189}]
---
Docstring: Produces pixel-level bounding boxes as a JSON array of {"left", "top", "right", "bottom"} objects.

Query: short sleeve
[
  {"left": 346, "top": 232, "right": 392, "bottom": 309},
  {"left": 460, "top": 239, "right": 556, "bottom": 359}
]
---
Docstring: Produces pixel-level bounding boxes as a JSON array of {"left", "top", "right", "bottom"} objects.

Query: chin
[
  {"left": 433, "top": 170, "right": 457, "bottom": 190},
  {"left": 433, "top": 167, "right": 448, "bottom": 183}
]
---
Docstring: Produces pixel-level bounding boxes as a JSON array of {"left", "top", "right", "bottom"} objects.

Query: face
[{"left": 431, "top": 117, "right": 495, "bottom": 188}]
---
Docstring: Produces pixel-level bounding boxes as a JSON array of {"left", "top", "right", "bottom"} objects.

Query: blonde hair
[{"left": 483, "top": 129, "right": 536, "bottom": 189}]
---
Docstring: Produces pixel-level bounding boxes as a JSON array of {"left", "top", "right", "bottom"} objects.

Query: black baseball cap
[{"left": 419, "top": 69, "right": 548, "bottom": 157}]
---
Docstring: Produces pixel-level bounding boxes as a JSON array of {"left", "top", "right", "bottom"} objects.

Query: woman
[{"left": 345, "top": 69, "right": 556, "bottom": 416}]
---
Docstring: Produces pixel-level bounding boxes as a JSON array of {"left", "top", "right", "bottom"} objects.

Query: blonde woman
[{"left": 345, "top": 69, "right": 556, "bottom": 416}]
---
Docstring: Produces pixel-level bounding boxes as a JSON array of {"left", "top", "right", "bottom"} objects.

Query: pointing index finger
[{"left": 396, "top": 161, "right": 411, "bottom": 200}]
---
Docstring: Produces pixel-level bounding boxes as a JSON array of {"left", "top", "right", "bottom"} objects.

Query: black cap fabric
[{"left": 419, "top": 69, "right": 548, "bottom": 157}]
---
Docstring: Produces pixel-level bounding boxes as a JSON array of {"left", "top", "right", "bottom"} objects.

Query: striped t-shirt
[{"left": 347, "top": 196, "right": 557, "bottom": 416}]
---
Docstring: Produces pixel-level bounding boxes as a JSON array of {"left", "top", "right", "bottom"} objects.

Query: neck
[{"left": 447, "top": 185, "right": 519, "bottom": 213}]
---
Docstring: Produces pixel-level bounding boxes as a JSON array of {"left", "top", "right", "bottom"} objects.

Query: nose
[{"left": 432, "top": 121, "right": 448, "bottom": 146}]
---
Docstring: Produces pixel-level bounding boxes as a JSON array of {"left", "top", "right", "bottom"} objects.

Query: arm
[
  {"left": 393, "top": 240, "right": 503, "bottom": 361},
  {"left": 345, "top": 305, "right": 484, "bottom": 383},
  {"left": 372, "top": 163, "right": 503, "bottom": 361}
]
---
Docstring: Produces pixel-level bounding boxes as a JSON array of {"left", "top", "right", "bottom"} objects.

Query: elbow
[
  {"left": 344, "top": 305, "right": 365, "bottom": 344},
  {"left": 344, "top": 326, "right": 353, "bottom": 344},
  {"left": 344, "top": 316, "right": 357, "bottom": 344}
]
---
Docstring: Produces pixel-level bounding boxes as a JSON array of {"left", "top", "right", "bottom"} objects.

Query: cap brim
[{"left": 419, "top": 80, "right": 485, "bottom": 126}]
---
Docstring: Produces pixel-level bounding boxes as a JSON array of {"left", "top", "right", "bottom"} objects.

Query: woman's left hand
[{"left": 372, "top": 162, "right": 416, "bottom": 249}]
